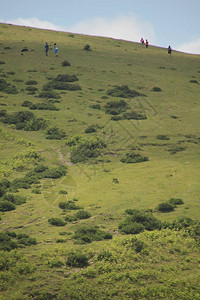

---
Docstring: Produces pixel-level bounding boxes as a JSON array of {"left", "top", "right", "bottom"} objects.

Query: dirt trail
[{"left": 54, "top": 148, "right": 74, "bottom": 167}]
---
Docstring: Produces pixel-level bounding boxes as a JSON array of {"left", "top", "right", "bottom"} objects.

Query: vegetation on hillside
[{"left": 0, "top": 23, "right": 200, "bottom": 299}]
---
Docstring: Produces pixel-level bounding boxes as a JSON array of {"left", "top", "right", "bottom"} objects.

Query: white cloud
[
  {"left": 69, "top": 15, "right": 156, "bottom": 44},
  {"left": 177, "top": 38, "right": 200, "bottom": 55},
  {"left": 0, "top": 17, "right": 65, "bottom": 31}
]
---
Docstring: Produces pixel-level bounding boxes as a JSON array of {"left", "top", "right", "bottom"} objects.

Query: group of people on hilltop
[
  {"left": 140, "top": 38, "right": 149, "bottom": 48},
  {"left": 140, "top": 38, "right": 172, "bottom": 55},
  {"left": 44, "top": 42, "right": 58, "bottom": 56}
]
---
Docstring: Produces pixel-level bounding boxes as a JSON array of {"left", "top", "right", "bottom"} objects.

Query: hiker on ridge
[
  {"left": 54, "top": 43, "right": 58, "bottom": 57},
  {"left": 140, "top": 38, "right": 144, "bottom": 47},
  {"left": 146, "top": 39, "right": 149, "bottom": 48},
  {"left": 168, "top": 45, "right": 172, "bottom": 56},
  {"left": 44, "top": 42, "right": 49, "bottom": 56}
]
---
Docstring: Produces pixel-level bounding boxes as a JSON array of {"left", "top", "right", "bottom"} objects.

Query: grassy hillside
[{"left": 0, "top": 23, "right": 200, "bottom": 299}]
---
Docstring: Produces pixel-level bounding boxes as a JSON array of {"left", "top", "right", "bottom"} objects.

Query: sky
[{"left": 0, "top": 0, "right": 200, "bottom": 54}]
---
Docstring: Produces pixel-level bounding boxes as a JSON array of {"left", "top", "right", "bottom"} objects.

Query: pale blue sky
[{"left": 1, "top": 0, "right": 200, "bottom": 54}]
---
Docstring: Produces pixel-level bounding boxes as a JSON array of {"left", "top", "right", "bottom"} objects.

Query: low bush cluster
[
  {"left": 22, "top": 100, "right": 59, "bottom": 111},
  {"left": 48, "top": 218, "right": 66, "bottom": 226},
  {"left": 0, "top": 110, "right": 47, "bottom": 131},
  {"left": 104, "top": 99, "right": 128, "bottom": 115},
  {"left": 120, "top": 152, "right": 148, "bottom": 163},
  {"left": 119, "top": 209, "right": 162, "bottom": 234},
  {"left": 66, "top": 135, "right": 106, "bottom": 164},
  {"left": 156, "top": 198, "right": 184, "bottom": 213},
  {"left": 0, "top": 231, "right": 37, "bottom": 251},
  {"left": 66, "top": 251, "right": 89, "bottom": 267},
  {"left": 45, "top": 126, "right": 66, "bottom": 140},
  {"left": 59, "top": 200, "right": 81, "bottom": 210},
  {"left": 65, "top": 210, "right": 91, "bottom": 222},
  {"left": 107, "top": 85, "right": 143, "bottom": 98},
  {"left": 0, "top": 78, "right": 18, "bottom": 94},
  {"left": 73, "top": 225, "right": 112, "bottom": 244},
  {"left": 42, "top": 74, "right": 81, "bottom": 92},
  {"left": 10, "top": 164, "right": 67, "bottom": 190}
]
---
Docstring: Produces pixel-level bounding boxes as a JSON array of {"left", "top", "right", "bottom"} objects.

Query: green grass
[{"left": 0, "top": 23, "right": 200, "bottom": 299}]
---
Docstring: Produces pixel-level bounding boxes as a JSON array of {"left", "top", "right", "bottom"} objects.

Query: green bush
[
  {"left": 151, "top": 87, "right": 162, "bottom": 92},
  {"left": 0, "top": 232, "right": 18, "bottom": 251},
  {"left": 107, "top": 85, "right": 142, "bottom": 98},
  {"left": 156, "top": 135, "right": 170, "bottom": 140},
  {"left": 2, "top": 194, "right": 26, "bottom": 205},
  {"left": 43, "top": 165, "right": 67, "bottom": 178},
  {"left": 83, "top": 44, "right": 91, "bottom": 51},
  {"left": 66, "top": 251, "right": 89, "bottom": 267},
  {"left": 59, "top": 200, "right": 80, "bottom": 210},
  {"left": 0, "top": 201, "right": 16, "bottom": 212},
  {"left": 97, "top": 250, "right": 114, "bottom": 261},
  {"left": 119, "top": 209, "right": 162, "bottom": 234},
  {"left": 21, "top": 100, "right": 33, "bottom": 107},
  {"left": 168, "top": 198, "right": 184, "bottom": 206},
  {"left": 85, "top": 124, "right": 97, "bottom": 133},
  {"left": 48, "top": 218, "right": 66, "bottom": 226},
  {"left": 54, "top": 74, "right": 78, "bottom": 82},
  {"left": 25, "top": 86, "right": 38, "bottom": 92},
  {"left": 120, "top": 152, "right": 148, "bottom": 163},
  {"left": 123, "top": 111, "right": 147, "bottom": 120},
  {"left": 0, "top": 79, "right": 17, "bottom": 94},
  {"left": 73, "top": 225, "right": 112, "bottom": 244},
  {"left": 90, "top": 104, "right": 101, "bottom": 110},
  {"left": 75, "top": 210, "right": 91, "bottom": 220},
  {"left": 62, "top": 60, "right": 71, "bottom": 67},
  {"left": 68, "top": 136, "right": 106, "bottom": 164},
  {"left": 104, "top": 99, "right": 128, "bottom": 115},
  {"left": 45, "top": 126, "right": 66, "bottom": 139},
  {"left": 29, "top": 102, "right": 58, "bottom": 111},
  {"left": 39, "top": 90, "right": 60, "bottom": 99},
  {"left": 25, "top": 80, "right": 38, "bottom": 85},
  {"left": 156, "top": 202, "right": 174, "bottom": 212}
]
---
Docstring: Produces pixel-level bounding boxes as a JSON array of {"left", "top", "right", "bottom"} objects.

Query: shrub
[
  {"left": 97, "top": 250, "right": 113, "bottom": 261},
  {"left": 55, "top": 74, "right": 78, "bottom": 82},
  {"left": 168, "top": 198, "right": 184, "bottom": 206},
  {"left": 189, "top": 79, "right": 198, "bottom": 84},
  {"left": 73, "top": 225, "right": 112, "bottom": 243},
  {"left": 0, "top": 201, "right": 16, "bottom": 212},
  {"left": 119, "top": 209, "right": 162, "bottom": 234},
  {"left": 43, "top": 165, "right": 67, "bottom": 178},
  {"left": 0, "top": 232, "right": 18, "bottom": 251},
  {"left": 21, "top": 100, "right": 32, "bottom": 107},
  {"left": 0, "top": 61, "right": 5, "bottom": 64},
  {"left": 39, "top": 90, "right": 60, "bottom": 99},
  {"left": 83, "top": 44, "right": 91, "bottom": 51},
  {"left": 25, "top": 86, "right": 38, "bottom": 92},
  {"left": 75, "top": 210, "right": 91, "bottom": 220},
  {"left": 59, "top": 201, "right": 80, "bottom": 210},
  {"left": 48, "top": 218, "right": 66, "bottom": 226},
  {"left": 3, "top": 110, "right": 34, "bottom": 125},
  {"left": 29, "top": 102, "right": 58, "bottom": 111},
  {"left": 0, "top": 179, "right": 10, "bottom": 189},
  {"left": 2, "top": 194, "right": 26, "bottom": 205},
  {"left": 25, "top": 80, "right": 38, "bottom": 85},
  {"left": 120, "top": 152, "right": 148, "bottom": 164},
  {"left": 156, "top": 202, "right": 174, "bottom": 212},
  {"left": 68, "top": 136, "right": 106, "bottom": 164},
  {"left": 90, "top": 104, "right": 101, "bottom": 110},
  {"left": 66, "top": 251, "right": 89, "bottom": 267},
  {"left": 0, "top": 187, "right": 6, "bottom": 198},
  {"left": 24, "top": 117, "right": 47, "bottom": 131},
  {"left": 104, "top": 99, "right": 128, "bottom": 115},
  {"left": 59, "top": 190, "right": 68, "bottom": 194},
  {"left": 107, "top": 85, "right": 142, "bottom": 98},
  {"left": 62, "top": 60, "right": 71, "bottom": 67},
  {"left": 123, "top": 111, "right": 147, "bottom": 120},
  {"left": 45, "top": 126, "right": 66, "bottom": 139},
  {"left": 156, "top": 135, "right": 170, "bottom": 140},
  {"left": 151, "top": 87, "right": 162, "bottom": 92},
  {"left": 85, "top": 124, "right": 97, "bottom": 133}
]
